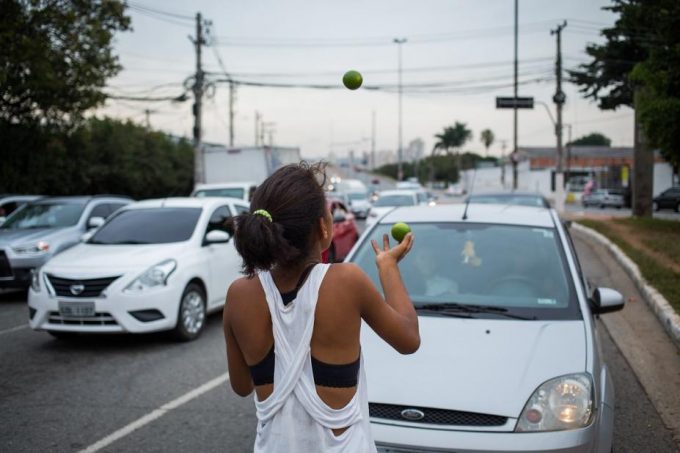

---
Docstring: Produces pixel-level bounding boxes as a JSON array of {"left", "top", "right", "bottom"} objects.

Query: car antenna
[{"left": 462, "top": 164, "right": 478, "bottom": 220}]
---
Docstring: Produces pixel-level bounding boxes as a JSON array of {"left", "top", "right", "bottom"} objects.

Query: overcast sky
[{"left": 102, "top": 0, "right": 632, "bottom": 159}]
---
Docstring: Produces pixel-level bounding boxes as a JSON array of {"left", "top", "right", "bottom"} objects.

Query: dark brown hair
[{"left": 232, "top": 162, "right": 327, "bottom": 276}]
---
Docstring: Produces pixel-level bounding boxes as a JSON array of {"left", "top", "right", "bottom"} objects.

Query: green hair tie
[{"left": 253, "top": 209, "right": 273, "bottom": 223}]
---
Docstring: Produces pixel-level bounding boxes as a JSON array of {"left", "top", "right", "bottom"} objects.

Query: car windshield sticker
[
  {"left": 461, "top": 240, "right": 482, "bottom": 267},
  {"left": 533, "top": 228, "right": 554, "bottom": 239},
  {"left": 537, "top": 298, "right": 558, "bottom": 305}
]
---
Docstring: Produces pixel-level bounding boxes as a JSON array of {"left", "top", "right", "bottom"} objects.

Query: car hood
[
  {"left": 0, "top": 227, "right": 69, "bottom": 246},
  {"left": 361, "top": 317, "right": 586, "bottom": 418},
  {"left": 44, "top": 242, "right": 187, "bottom": 273}
]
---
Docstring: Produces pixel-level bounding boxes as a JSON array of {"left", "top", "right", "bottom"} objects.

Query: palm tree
[
  {"left": 430, "top": 122, "right": 472, "bottom": 183},
  {"left": 480, "top": 129, "right": 495, "bottom": 157}
]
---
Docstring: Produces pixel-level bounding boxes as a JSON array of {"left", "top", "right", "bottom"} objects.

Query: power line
[{"left": 126, "top": 1, "right": 194, "bottom": 21}]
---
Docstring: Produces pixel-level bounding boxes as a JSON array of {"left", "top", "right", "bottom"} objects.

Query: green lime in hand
[
  {"left": 391, "top": 222, "right": 411, "bottom": 243},
  {"left": 343, "top": 70, "right": 363, "bottom": 90}
]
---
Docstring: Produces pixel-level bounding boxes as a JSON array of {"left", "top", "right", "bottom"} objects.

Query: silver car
[
  {"left": 348, "top": 204, "right": 624, "bottom": 452},
  {"left": 582, "top": 189, "right": 624, "bottom": 209},
  {"left": 0, "top": 196, "right": 131, "bottom": 288}
]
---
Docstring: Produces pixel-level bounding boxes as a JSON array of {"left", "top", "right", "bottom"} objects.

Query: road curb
[{"left": 572, "top": 222, "right": 680, "bottom": 348}]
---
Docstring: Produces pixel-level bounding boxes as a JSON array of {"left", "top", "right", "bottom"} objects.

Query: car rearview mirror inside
[{"left": 591, "top": 287, "right": 625, "bottom": 314}]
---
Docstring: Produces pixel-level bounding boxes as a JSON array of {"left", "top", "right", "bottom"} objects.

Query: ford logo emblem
[
  {"left": 70, "top": 284, "right": 85, "bottom": 296},
  {"left": 400, "top": 408, "right": 425, "bottom": 421}
]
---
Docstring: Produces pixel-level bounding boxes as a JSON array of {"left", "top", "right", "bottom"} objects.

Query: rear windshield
[
  {"left": 374, "top": 195, "right": 416, "bottom": 207},
  {"left": 0, "top": 202, "right": 85, "bottom": 229},
  {"left": 348, "top": 193, "right": 367, "bottom": 201},
  {"left": 89, "top": 208, "right": 202, "bottom": 244},
  {"left": 351, "top": 222, "right": 581, "bottom": 321},
  {"left": 194, "top": 188, "right": 245, "bottom": 199},
  {"left": 469, "top": 195, "right": 546, "bottom": 207}
]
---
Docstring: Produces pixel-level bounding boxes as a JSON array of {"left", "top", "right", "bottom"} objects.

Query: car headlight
[
  {"left": 30, "top": 269, "right": 41, "bottom": 292},
  {"left": 516, "top": 373, "right": 593, "bottom": 432},
  {"left": 123, "top": 259, "right": 177, "bottom": 293},
  {"left": 13, "top": 241, "right": 50, "bottom": 254}
]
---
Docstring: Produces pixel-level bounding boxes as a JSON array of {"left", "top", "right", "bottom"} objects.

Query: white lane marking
[
  {"left": 0, "top": 324, "right": 29, "bottom": 335},
  {"left": 78, "top": 372, "right": 230, "bottom": 453}
]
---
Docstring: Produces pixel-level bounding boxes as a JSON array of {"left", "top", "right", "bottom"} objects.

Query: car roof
[
  {"left": 125, "top": 197, "right": 246, "bottom": 210},
  {"left": 33, "top": 195, "right": 131, "bottom": 204},
  {"left": 193, "top": 182, "right": 256, "bottom": 190},
  {"left": 379, "top": 204, "right": 557, "bottom": 228},
  {"left": 378, "top": 189, "right": 419, "bottom": 196}
]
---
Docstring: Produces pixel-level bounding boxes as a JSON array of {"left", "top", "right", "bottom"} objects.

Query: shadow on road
[{"left": 0, "top": 288, "right": 27, "bottom": 304}]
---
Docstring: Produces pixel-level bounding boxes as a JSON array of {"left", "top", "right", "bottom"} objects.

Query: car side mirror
[
  {"left": 204, "top": 229, "right": 230, "bottom": 245},
  {"left": 590, "top": 287, "right": 625, "bottom": 314},
  {"left": 88, "top": 216, "right": 105, "bottom": 229},
  {"left": 563, "top": 220, "right": 572, "bottom": 229},
  {"left": 333, "top": 211, "right": 346, "bottom": 223}
]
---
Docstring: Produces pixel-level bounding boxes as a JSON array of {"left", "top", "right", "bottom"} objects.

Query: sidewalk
[{"left": 573, "top": 230, "right": 680, "bottom": 446}]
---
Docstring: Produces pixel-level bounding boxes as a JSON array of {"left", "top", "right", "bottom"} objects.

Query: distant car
[
  {"left": 366, "top": 190, "right": 420, "bottom": 226},
  {"left": 466, "top": 192, "right": 551, "bottom": 209},
  {"left": 348, "top": 203, "right": 624, "bottom": 452},
  {"left": 28, "top": 197, "right": 249, "bottom": 341},
  {"left": 346, "top": 191, "right": 372, "bottom": 219},
  {"left": 653, "top": 186, "right": 680, "bottom": 212},
  {"left": 582, "top": 189, "right": 624, "bottom": 209},
  {"left": 0, "top": 195, "right": 43, "bottom": 225},
  {"left": 191, "top": 182, "right": 257, "bottom": 202},
  {"left": 0, "top": 196, "right": 131, "bottom": 289},
  {"left": 322, "top": 198, "right": 359, "bottom": 263}
]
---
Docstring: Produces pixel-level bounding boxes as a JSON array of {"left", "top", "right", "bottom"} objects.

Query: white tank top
[{"left": 254, "top": 264, "right": 376, "bottom": 453}]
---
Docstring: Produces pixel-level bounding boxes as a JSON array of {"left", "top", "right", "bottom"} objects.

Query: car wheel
[{"left": 173, "top": 283, "right": 206, "bottom": 341}]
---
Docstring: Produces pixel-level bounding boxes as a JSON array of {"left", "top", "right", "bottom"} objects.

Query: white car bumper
[{"left": 28, "top": 283, "right": 184, "bottom": 334}]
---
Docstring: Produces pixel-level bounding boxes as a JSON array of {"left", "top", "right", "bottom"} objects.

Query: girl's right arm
[{"left": 350, "top": 233, "right": 420, "bottom": 354}]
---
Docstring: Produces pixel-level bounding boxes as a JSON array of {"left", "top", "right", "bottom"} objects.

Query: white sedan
[
  {"left": 349, "top": 204, "right": 624, "bottom": 452},
  {"left": 366, "top": 189, "right": 423, "bottom": 226},
  {"left": 28, "top": 197, "right": 249, "bottom": 341}
]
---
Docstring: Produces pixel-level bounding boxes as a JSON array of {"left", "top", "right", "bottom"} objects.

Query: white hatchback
[{"left": 28, "top": 197, "right": 249, "bottom": 341}]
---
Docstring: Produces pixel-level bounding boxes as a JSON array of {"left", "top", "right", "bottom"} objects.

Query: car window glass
[
  {"left": 0, "top": 202, "right": 86, "bottom": 229},
  {"left": 234, "top": 204, "right": 250, "bottom": 215},
  {"left": 89, "top": 208, "right": 202, "bottom": 244},
  {"left": 207, "top": 206, "right": 232, "bottom": 234},
  {"left": 374, "top": 195, "right": 416, "bottom": 207},
  {"left": 0, "top": 201, "right": 18, "bottom": 217},
  {"left": 108, "top": 203, "right": 128, "bottom": 216},
  {"left": 194, "top": 188, "right": 245, "bottom": 199},
  {"left": 352, "top": 222, "right": 580, "bottom": 321},
  {"left": 88, "top": 203, "right": 110, "bottom": 220},
  {"left": 417, "top": 192, "right": 427, "bottom": 203}
]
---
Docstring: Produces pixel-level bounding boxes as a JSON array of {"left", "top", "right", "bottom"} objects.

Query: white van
[{"left": 191, "top": 182, "right": 257, "bottom": 202}]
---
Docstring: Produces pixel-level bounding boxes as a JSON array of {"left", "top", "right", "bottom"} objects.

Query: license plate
[{"left": 59, "top": 301, "right": 95, "bottom": 317}]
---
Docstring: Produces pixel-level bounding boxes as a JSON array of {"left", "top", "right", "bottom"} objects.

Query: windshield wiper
[{"left": 415, "top": 303, "right": 536, "bottom": 320}]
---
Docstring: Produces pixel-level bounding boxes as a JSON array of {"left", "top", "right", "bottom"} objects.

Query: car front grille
[
  {"left": 48, "top": 311, "right": 118, "bottom": 326},
  {"left": 0, "top": 250, "right": 12, "bottom": 277},
  {"left": 369, "top": 403, "right": 507, "bottom": 426},
  {"left": 46, "top": 275, "right": 120, "bottom": 298}
]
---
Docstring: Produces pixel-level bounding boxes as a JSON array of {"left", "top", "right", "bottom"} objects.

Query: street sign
[{"left": 496, "top": 96, "right": 534, "bottom": 109}]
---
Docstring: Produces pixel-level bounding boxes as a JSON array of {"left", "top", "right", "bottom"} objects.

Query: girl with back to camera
[{"left": 223, "top": 162, "right": 419, "bottom": 452}]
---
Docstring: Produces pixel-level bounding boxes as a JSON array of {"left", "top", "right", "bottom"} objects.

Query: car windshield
[
  {"left": 194, "top": 188, "right": 244, "bottom": 199},
  {"left": 89, "top": 208, "right": 202, "bottom": 244},
  {"left": 351, "top": 222, "right": 580, "bottom": 320},
  {"left": 348, "top": 193, "right": 367, "bottom": 201},
  {"left": 0, "top": 202, "right": 86, "bottom": 229},
  {"left": 468, "top": 195, "right": 546, "bottom": 207},
  {"left": 374, "top": 195, "right": 415, "bottom": 207}
]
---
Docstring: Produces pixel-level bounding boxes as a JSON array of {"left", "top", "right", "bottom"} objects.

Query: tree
[
  {"left": 480, "top": 129, "right": 495, "bottom": 156},
  {"left": 567, "top": 0, "right": 675, "bottom": 217},
  {"left": 567, "top": 132, "right": 612, "bottom": 147},
  {"left": 430, "top": 122, "right": 472, "bottom": 183},
  {"left": 0, "top": 0, "right": 130, "bottom": 127}
]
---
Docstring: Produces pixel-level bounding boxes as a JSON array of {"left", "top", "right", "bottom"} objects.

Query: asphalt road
[{"left": 1, "top": 231, "right": 678, "bottom": 452}]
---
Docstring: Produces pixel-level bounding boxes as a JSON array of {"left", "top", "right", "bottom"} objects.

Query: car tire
[{"left": 173, "top": 283, "right": 207, "bottom": 342}]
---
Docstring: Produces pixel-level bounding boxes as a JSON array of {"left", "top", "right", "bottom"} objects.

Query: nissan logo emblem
[
  {"left": 400, "top": 408, "right": 425, "bottom": 421},
  {"left": 70, "top": 284, "right": 85, "bottom": 296}
]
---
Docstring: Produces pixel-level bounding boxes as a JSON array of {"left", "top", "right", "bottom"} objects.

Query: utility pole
[
  {"left": 229, "top": 81, "right": 236, "bottom": 147},
  {"left": 551, "top": 21, "right": 567, "bottom": 213},
  {"left": 144, "top": 109, "right": 153, "bottom": 129},
  {"left": 394, "top": 38, "right": 407, "bottom": 181},
  {"left": 190, "top": 12, "right": 206, "bottom": 185},
  {"left": 501, "top": 140, "right": 507, "bottom": 187},
  {"left": 254, "top": 111, "right": 260, "bottom": 146},
  {"left": 512, "top": 0, "right": 519, "bottom": 189},
  {"left": 633, "top": 86, "right": 653, "bottom": 217}
]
